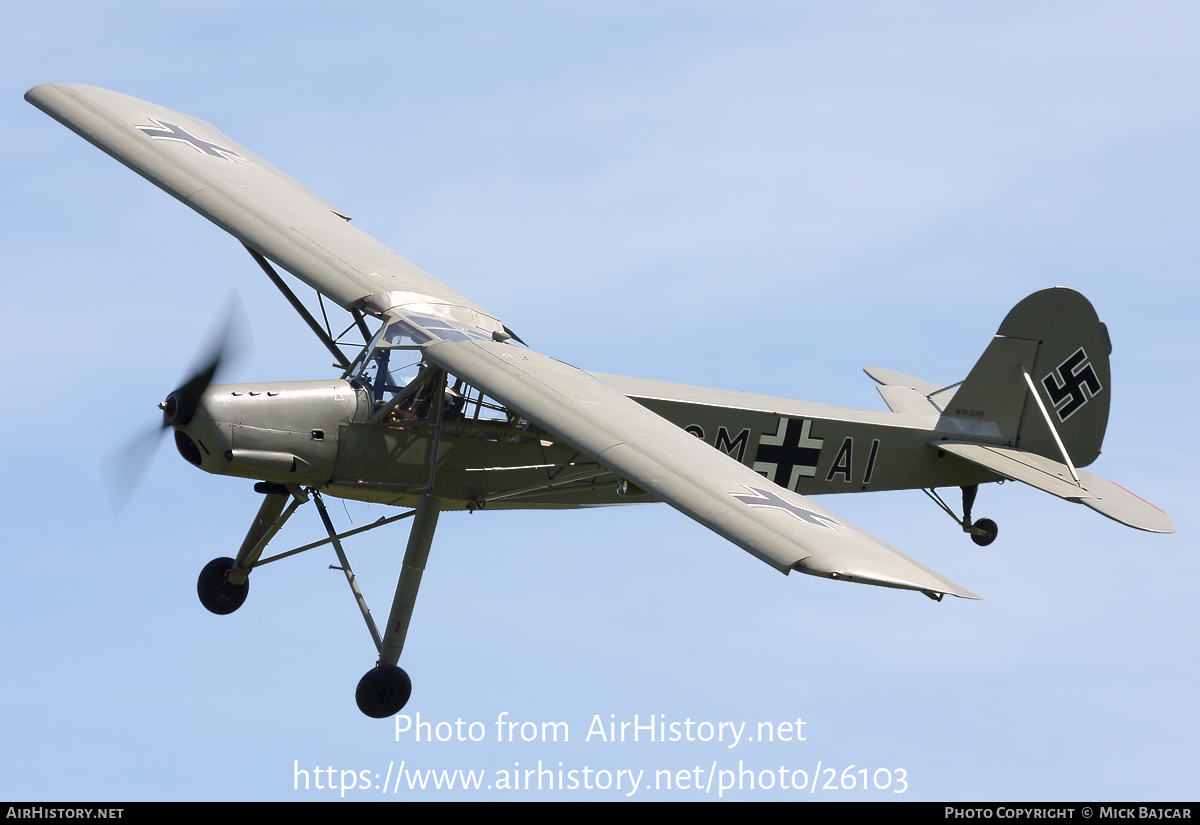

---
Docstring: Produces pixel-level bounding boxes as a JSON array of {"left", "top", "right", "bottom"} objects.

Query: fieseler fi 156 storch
[{"left": 27, "top": 84, "right": 1174, "bottom": 718}]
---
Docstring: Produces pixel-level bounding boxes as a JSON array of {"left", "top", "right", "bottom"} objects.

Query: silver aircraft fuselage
[{"left": 176, "top": 375, "right": 997, "bottom": 511}]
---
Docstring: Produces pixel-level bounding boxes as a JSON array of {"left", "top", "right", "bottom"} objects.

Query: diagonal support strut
[
  {"left": 244, "top": 244, "right": 354, "bottom": 371},
  {"left": 312, "top": 489, "right": 384, "bottom": 653}
]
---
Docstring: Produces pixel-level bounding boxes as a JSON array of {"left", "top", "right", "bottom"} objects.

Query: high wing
[
  {"left": 425, "top": 339, "right": 979, "bottom": 599},
  {"left": 29, "top": 83, "right": 979, "bottom": 600},
  {"left": 24, "top": 83, "right": 502, "bottom": 330}
]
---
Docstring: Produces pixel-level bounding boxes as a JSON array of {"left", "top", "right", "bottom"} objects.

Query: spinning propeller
[{"left": 102, "top": 298, "right": 251, "bottom": 512}]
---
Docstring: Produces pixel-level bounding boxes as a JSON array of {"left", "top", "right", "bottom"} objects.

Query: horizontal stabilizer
[
  {"left": 935, "top": 441, "right": 1174, "bottom": 533},
  {"left": 876, "top": 384, "right": 941, "bottom": 415},
  {"left": 863, "top": 367, "right": 942, "bottom": 395},
  {"left": 865, "top": 367, "right": 954, "bottom": 413}
]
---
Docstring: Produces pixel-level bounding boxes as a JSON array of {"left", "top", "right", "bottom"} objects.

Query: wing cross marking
[
  {"left": 728, "top": 485, "right": 842, "bottom": 530},
  {"left": 135, "top": 118, "right": 244, "bottom": 161}
]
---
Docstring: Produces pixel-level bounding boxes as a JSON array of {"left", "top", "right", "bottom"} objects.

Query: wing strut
[
  {"left": 350, "top": 308, "right": 373, "bottom": 348},
  {"left": 244, "top": 244, "right": 354, "bottom": 371}
]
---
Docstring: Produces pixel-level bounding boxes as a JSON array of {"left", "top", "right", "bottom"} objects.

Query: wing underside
[{"left": 427, "top": 339, "right": 980, "bottom": 600}]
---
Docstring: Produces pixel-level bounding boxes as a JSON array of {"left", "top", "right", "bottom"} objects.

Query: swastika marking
[{"left": 1041, "top": 347, "right": 1102, "bottom": 422}]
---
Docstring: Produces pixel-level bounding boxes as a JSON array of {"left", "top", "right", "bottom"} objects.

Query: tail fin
[{"left": 946, "top": 288, "right": 1111, "bottom": 467}]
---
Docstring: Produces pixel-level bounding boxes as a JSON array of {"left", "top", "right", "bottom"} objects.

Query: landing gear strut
[
  {"left": 357, "top": 493, "right": 442, "bottom": 718},
  {"left": 961, "top": 485, "right": 998, "bottom": 547},
  {"left": 347, "top": 370, "right": 448, "bottom": 718},
  {"left": 199, "top": 369, "right": 449, "bottom": 719},
  {"left": 196, "top": 482, "right": 306, "bottom": 615},
  {"left": 198, "top": 480, "right": 436, "bottom": 718},
  {"left": 310, "top": 489, "right": 444, "bottom": 719},
  {"left": 924, "top": 485, "right": 998, "bottom": 547}
]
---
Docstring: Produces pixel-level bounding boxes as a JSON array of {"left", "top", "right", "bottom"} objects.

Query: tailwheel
[
  {"left": 197, "top": 557, "right": 249, "bottom": 615},
  {"left": 356, "top": 665, "right": 412, "bottom": 718},
  {"left": 923, "top": 485, "right": 1001, "bottom": 548},
  {"left": 969, "top": 518, "right": 998, "bottom": 547}
]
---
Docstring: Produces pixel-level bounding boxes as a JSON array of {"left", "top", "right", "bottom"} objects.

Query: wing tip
[
  {"left": 24, "top": 82, "right": 57, "bottom": 106},
  {"left": 794, "top": 564, "right": 982, "bottom": 601}
]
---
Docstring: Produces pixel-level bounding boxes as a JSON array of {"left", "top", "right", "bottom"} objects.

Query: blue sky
[{"left": 3, "top": 2, "right": 1197, "bottom": 800}]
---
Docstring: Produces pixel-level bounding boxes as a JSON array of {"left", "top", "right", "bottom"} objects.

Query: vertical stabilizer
[{"left": 946, "top": 288, "right": 1111, "bottom": 468}]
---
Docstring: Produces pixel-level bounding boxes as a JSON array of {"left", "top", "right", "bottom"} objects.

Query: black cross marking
[
  {"left": 135, "top": 119, "right": 244, "bottom": 161},
  {"left": 1041, "top": 347, "right": 1102, "bottom": 422},
  {"left": 728, "top": 485, "right": 841, "bottom": 529},
  {"left": 752, "top": 417, "right": 823, "bottom": 492}
]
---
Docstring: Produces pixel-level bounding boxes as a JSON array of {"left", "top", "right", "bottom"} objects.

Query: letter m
[
  {"left": 716, "top": 427, "right": 750, "bottom": 462},
  {"left": 542, "top": 721, "right": 568, "bottom": 741}
]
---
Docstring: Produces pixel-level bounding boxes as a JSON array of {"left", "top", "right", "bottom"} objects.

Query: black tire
[
  {"left": 970, "top": 518, "right": 998, "bottom": 547},
  {"left": 356, "top": 665, "right": 412, "bottom": 718},
  {"left": 197, "top": 557, "right": 249, "bottom": 615}
]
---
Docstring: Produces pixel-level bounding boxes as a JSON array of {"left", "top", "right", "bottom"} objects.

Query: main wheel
[
  {"left": 970, "top": 518, "right": 998, "bottom": 547},
  {"left": 197, "top": 557, "right": 249, "bottom": 615},
  {"left": 356, "top": 665, "right": 412, "bottom": 718}
]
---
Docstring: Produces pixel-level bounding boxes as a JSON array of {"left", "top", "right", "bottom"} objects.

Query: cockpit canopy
[
  {"left": 376, "top": 314, "right": 495, "bottom": 348},
  {"left": 357, "top": 312, "right": 520, "bottom": 428}
]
